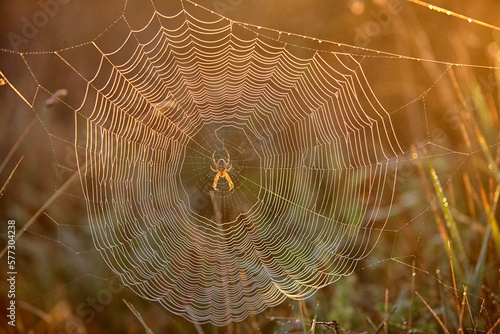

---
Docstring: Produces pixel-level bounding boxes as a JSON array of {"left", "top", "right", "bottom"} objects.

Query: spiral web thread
[{"left": 2, "top": 0, "right": 404, "bottom": 325}]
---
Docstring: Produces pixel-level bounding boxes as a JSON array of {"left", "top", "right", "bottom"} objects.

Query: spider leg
[
  {"left": 213, "top": 172, "right": 221, "bottom": 191},
  {"left": 225, "top": 173, "right": 234, "bottom": 191},
  {"left": 210, "top": 164, "right": 217, "bottom": 172},
  {"left": 225, "top": 164, "right": 232, "bottom": 172},
  {"left": 225, "top": 148, "right": 230, "bottom": 165},
  {"left": 212, "top": 151, "right": 217, "bottom": 167}
]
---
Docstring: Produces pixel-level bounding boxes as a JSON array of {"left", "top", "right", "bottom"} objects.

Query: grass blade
[
  {"left": 428, "top": 159, "right": 468, "bottom": 279},
  {"left": 0, "top": 156, "right": 23, "bottom": 197},
  {"left": 479, "top": 185, "right": 500, "bottom": 257},
  {"left": 123, "top": 299, "right": 154, "bottom": 334},
  {"left": 416, "top": 291, "right": 450, "bottom": 334}
]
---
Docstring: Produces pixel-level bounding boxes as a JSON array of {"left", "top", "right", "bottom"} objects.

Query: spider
[{"left": 210, "top": 149, "right": 234, "bottom": 191}]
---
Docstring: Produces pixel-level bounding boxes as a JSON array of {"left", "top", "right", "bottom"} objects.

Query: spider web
[
  {"left": 1, "top": 0, "right": 498, "bottom": 328},
  {"left": 0, "top": 0, "right": 420, "bottom": 325},
  {"left": 76, "top": 2, "right": 401, "bottom": 323}
]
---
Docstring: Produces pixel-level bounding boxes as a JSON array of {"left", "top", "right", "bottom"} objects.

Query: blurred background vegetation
[{"left": 1, "top": 0, "right": 499, "bottom": 333}]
